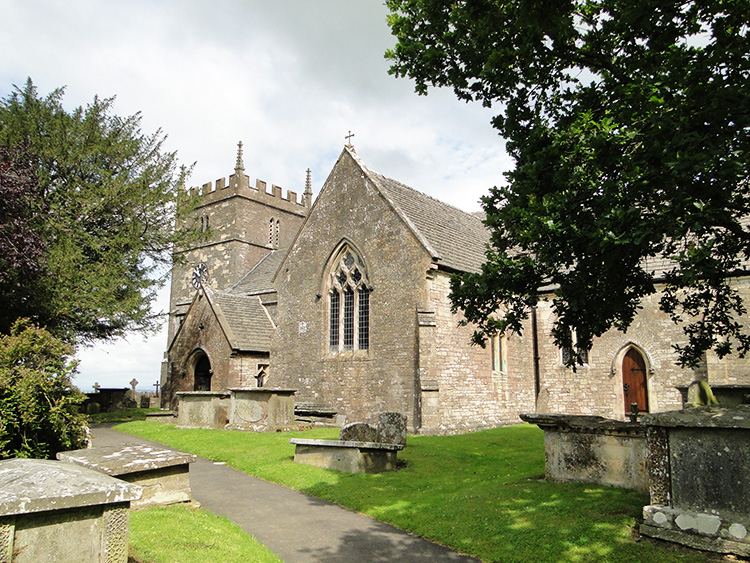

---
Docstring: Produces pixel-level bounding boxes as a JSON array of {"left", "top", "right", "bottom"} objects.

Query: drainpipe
[{"left": 531, "top": 304, "right": 541, "bottom": 411}]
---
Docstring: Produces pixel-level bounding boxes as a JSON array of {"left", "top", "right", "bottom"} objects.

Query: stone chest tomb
[
  {"left": 58, "top": 443, "right": 197, "bottom": 509},
  {"left": 520, "top": 413, "right": 648, "bottom": 491},
  {"left": 290, "top": 412, "right": 407, "bottom": 473},
  {"left": 641, "top": 405, "right": 750, "bottom": 556},
  {"left": 0, "top": 458, "right": 141, "bottom": 562}
]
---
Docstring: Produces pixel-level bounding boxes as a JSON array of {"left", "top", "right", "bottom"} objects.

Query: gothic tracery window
[{"left": 329, "top": 247, "right": 370, "bottom": 352}]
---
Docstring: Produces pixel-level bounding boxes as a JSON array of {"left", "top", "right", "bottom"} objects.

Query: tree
[
  {"left": 0, "top": 146, "right": 47, "bottom": 304},
  {"left": 0, "top": 79, "right": 194, "bottom": 343},
  {"left": 0, "top": 319, "right": 88, "bottom": 459},
  {"left": 386, "top": 0, "right": 750, "bottom": 367}
]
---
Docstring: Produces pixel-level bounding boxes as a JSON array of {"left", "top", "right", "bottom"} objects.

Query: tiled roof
[
  {"left": 231, "top": 250, "right": 285, "bottom": 294},
  {"left": 210, "top": 291, "right": 273, "bottom": 352},
  {"left": 367, "top": 170, "right": 489, "bottom": 273}
]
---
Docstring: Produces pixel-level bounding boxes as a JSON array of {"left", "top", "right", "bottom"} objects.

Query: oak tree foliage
[
  {"left": 0, "top": 79, "right": 195, "bottom": 343},
  {"left": 387, "top": 0, "right": 750, "bottom": 366}
]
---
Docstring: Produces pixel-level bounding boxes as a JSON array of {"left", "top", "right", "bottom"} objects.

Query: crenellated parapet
[
  {"left": 188, "top": 172, "right": 309, "bottom": 214},
  {"left": 185, "top": 141, "right": 312, "bottom": 215}
]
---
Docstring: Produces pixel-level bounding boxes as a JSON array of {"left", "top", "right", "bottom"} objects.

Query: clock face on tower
[{"left": 191, "top": 262, "right": 208, "bottom": 289}]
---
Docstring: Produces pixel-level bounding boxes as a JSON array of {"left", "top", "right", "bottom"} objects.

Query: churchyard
[{"left": 116, "top": 421, "right": 729, "bottom": 562}]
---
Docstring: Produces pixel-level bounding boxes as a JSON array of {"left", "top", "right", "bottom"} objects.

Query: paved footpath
[{"left": 91, "top": 425, "right": 480, "bottom": 563}]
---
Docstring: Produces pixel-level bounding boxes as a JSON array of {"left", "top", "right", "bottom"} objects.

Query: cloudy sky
[{"left": 2, "top": 1, "right": 513, "bottom": 392}]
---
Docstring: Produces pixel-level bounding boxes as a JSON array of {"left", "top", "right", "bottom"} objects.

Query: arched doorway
[
  {"left": 194, "top": 354, "right": 212, "bottom": 391},
  {"left": 622, "top": 348, "right": 649, "bottom": 413}
]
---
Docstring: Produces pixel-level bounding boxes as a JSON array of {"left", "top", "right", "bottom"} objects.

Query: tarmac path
[{"left": 90, "top": 424, "right": 480, "bottom": 563}]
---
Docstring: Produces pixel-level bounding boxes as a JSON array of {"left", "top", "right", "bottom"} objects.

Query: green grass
[
  {"left": 128, "top": 504, "right": 281, "bottom": 563},
  {"left": 116, "top": 422, "right": 721, "bottom": 563},
  {"left": 87, "top": 407, "right": 161, "bottom": 424}
]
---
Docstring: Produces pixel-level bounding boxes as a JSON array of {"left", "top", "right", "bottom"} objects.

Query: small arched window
[{"left": 328, "top": 246, "right": 370, "bottom": 352}]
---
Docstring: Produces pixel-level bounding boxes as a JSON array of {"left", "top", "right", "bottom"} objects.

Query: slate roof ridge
[
  {"left": 372, "top": 170, "right": 485, "bottom": 227},
  {"left": 344, "top": 146, "right": 488, "bottom": 273}
]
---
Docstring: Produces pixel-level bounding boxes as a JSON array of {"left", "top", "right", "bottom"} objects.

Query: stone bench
[
  {"left": 0, "top": 458, "right": 141, "bottom": 562},
  {"left": 57, "top": 443, "right": 196, "bottom": 509},
  {"left": 289, "top": 411, "right": 407, "bottom": 473},
  {"left": 289, "top": 438, "right": 404, "bottom": 473}
]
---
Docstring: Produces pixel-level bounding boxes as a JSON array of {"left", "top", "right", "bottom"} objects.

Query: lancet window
[{"left": 328, "top": 247, "right": 370, "bottom": 352}]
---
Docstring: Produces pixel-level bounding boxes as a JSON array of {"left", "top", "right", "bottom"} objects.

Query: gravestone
[
  {"left": 376, "top": 411, "right": 408, "bottom": 446},
  {"left": 340, "top": 422, "right": 377, "bottom": 442}
]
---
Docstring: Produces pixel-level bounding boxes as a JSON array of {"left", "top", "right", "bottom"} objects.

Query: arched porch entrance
[{"left": 194, "top": 353, "right": 212, "bottom": 391}]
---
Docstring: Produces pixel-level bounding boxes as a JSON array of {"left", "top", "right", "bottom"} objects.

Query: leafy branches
[
  {"left": 0, "top": 79, "right": 195, "bottom": 343},
  {"left": 387, "top": 0, "right": 750, "bottom": 366},
  {"left": 0, "top": 319, "right": 87, "bottom": 459}
]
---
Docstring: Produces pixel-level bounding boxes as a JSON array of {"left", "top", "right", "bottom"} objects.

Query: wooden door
[{"left": 623, "top": 348, "right": 649, "bottom": 413}]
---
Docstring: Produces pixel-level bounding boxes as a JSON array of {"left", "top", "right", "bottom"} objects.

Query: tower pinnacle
[
  {"left": 235, "top": 141, "right": 245, "bottom": 173},
  {"left": 304, "top": 168, "right": 313, "bottom": 208}
]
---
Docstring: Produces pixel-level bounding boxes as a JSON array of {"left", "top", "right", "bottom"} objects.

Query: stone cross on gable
[
  {"left": 93, "top": 382, "right": 100, "bottom": 392},
  {"left": 345, "top": 130, "right": 355, "bottom": 145},
  {"left": 130, "top": 378, "right": 139, "bottom": 392}
]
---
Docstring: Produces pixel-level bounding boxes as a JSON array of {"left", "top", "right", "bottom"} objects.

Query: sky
[{"left": 1, "top": 1, "right": 514, "bottom": 392}]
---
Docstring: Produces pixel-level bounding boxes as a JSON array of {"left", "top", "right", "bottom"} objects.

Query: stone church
[{"left": 162, "top": 142, "right": 750, "bottom": 434}]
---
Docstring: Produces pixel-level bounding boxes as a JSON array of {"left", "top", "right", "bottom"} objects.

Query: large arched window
[{"left": 328, "top": 245, "right": 370, "bottom": 352}]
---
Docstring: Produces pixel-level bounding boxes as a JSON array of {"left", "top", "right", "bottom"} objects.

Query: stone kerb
[
  {"left": 58, "top": 443, "right": 197, "bottom": 509},
  {"left": 0, "top": 458, "right": 141, "bottom": 562},
  {"left": 290, "top": 412, "right": 408, "bottom": 474},
  {"left": 520, "top": 413, "right": 648, "bottom": 492},
  {"left": 640, "top": 405, "right": 750, "bottom": 557}
]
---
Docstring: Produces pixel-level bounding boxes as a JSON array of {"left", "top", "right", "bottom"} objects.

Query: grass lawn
[
  {"left": 87, "top": 407, "right": 161, "bottom": 424},
  {"left": 116, "top": 422, "right": 723, "bottom": 563},
  {"left": 129, "top": 504, "right": 280, "bottom": 563}
]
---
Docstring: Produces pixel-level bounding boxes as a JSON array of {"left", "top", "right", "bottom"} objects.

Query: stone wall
[
  {"left": 164, "top": 291, "right": 268, "bottom": 409},
  {"left": 167, "top": 167, "right": 309, "bottom": 346},
  {"left": 419, "top": 271, "right": 536, "bottom": 434},
  {"left": 535, "top": 280, "right": 750, "bottom": 420},
  {"left": 272, "top": 151, "right": 435, "bottom": 432}
]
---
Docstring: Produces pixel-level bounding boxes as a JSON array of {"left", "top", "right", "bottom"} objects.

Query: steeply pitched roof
[
  {"left": 347, "top": 148, "right": 490, "bottom": 273},
  {"left": 231, "top": 250, "right": 284, "bottom": 294},
  {"left": 210, "top": 291, "right": 273, "bottom": 351}
]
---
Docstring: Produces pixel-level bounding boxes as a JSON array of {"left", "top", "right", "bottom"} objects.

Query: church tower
[{"left": 166, "top": 142, "right": 312, "bottom": 345}]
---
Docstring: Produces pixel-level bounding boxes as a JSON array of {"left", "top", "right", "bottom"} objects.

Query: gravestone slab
[
  {"left": 340, "top": 422, "right": 377, "bottom": 442},
  {"left": 58, "top": 443, "right": 196, "bottom": 509},
  {"left": 289, "top": 439, "right": 404, "bottom": 474},
  {"left": 376, "top": 411, "right": 407, "bottom": 446}
]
